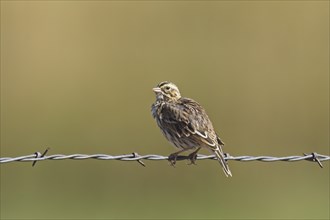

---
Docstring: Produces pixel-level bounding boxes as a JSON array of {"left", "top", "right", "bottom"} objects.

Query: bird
[{"left": 151, "top": 81, "right": 232, "bottom": 177}]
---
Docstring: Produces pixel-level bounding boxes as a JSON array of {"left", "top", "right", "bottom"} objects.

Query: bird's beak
[{"left": 152, "top": 87, "right": 162, "bottom": 93}]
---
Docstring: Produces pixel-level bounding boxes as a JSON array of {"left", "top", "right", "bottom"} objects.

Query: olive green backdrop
[{"left": 1, "top": 1, "right": 329, "bottom": 219}]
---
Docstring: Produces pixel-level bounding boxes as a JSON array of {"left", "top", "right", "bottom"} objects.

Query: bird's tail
[{"left": 213, "top": 146, "right": 232, "bottom": 177}]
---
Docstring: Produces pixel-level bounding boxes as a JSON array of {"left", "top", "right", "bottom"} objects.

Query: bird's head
[{"left": 153, "top": 81, "right": 181, "bottom": 102}]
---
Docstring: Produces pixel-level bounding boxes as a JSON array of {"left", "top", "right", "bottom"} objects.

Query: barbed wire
[{"left": 0, "top": 148, "right": 329, "bottom": 168}]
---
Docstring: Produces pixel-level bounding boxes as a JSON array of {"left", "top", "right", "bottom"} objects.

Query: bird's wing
[{"left": 161, "top": 98, "right": 219, "bottom": 149}]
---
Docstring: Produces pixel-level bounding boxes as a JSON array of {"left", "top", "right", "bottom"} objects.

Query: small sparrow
[{"left": 151, "top": 81, "right": 232, "bottom": 177}]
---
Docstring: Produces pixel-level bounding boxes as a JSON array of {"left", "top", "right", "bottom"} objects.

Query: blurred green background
[{"left": 1, "top": 1, "right": 329, "bottom": 219}]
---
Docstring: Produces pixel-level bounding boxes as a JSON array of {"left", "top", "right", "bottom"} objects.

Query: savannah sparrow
[{"left": 151, "top": 81, "right": 232, "bottom": 177}]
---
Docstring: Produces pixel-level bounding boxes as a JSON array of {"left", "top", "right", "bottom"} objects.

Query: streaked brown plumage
[{"left": 151, "top": 81, "right": 232, "bottom": 177}]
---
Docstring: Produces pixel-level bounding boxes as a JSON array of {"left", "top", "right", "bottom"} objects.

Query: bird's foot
[
  {"left": 168, "top": 153, "right": 178, "bottom": 167},
  {"left": 187, "top": 151, "right": 198, "bottom": 165}
]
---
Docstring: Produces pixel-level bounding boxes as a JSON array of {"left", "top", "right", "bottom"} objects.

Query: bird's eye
[{"left": 165, "top": 86, "right": 170, "bottom": 90}]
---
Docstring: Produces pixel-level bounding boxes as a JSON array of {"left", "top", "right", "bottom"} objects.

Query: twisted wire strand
[{"left": 0, "top": 152, "right": 329, "bottom": 168}]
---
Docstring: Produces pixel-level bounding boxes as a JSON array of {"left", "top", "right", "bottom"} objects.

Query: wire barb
[
  {"left": 304, "top": 152, "right": 323, "bottom": 168},
  {"left": 131, "top": 152, "right": 146, "bottom": 167},
  {"left": 32, "top": 147, "right": 50, "bottom": 167}
]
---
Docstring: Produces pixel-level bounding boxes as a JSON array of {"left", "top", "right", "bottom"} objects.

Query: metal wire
[{"left": 0, "top": 150, "right": 329, "bottom": 168}]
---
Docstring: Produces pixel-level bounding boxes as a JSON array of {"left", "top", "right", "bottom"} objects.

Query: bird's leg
[
  {"left": 187, "top": 147, "right": 201, "bottom": 165},
  {"left": 168, "top": 149, "right": 189, "bottom": 167}
]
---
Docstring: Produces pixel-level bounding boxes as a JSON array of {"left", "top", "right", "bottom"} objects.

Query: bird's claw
[
  {"left": 187, "top": 152, "right": 198, "bottom": 165},
  {"left": 168, "top": 153, "right": 178, "bottom": 167}
]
